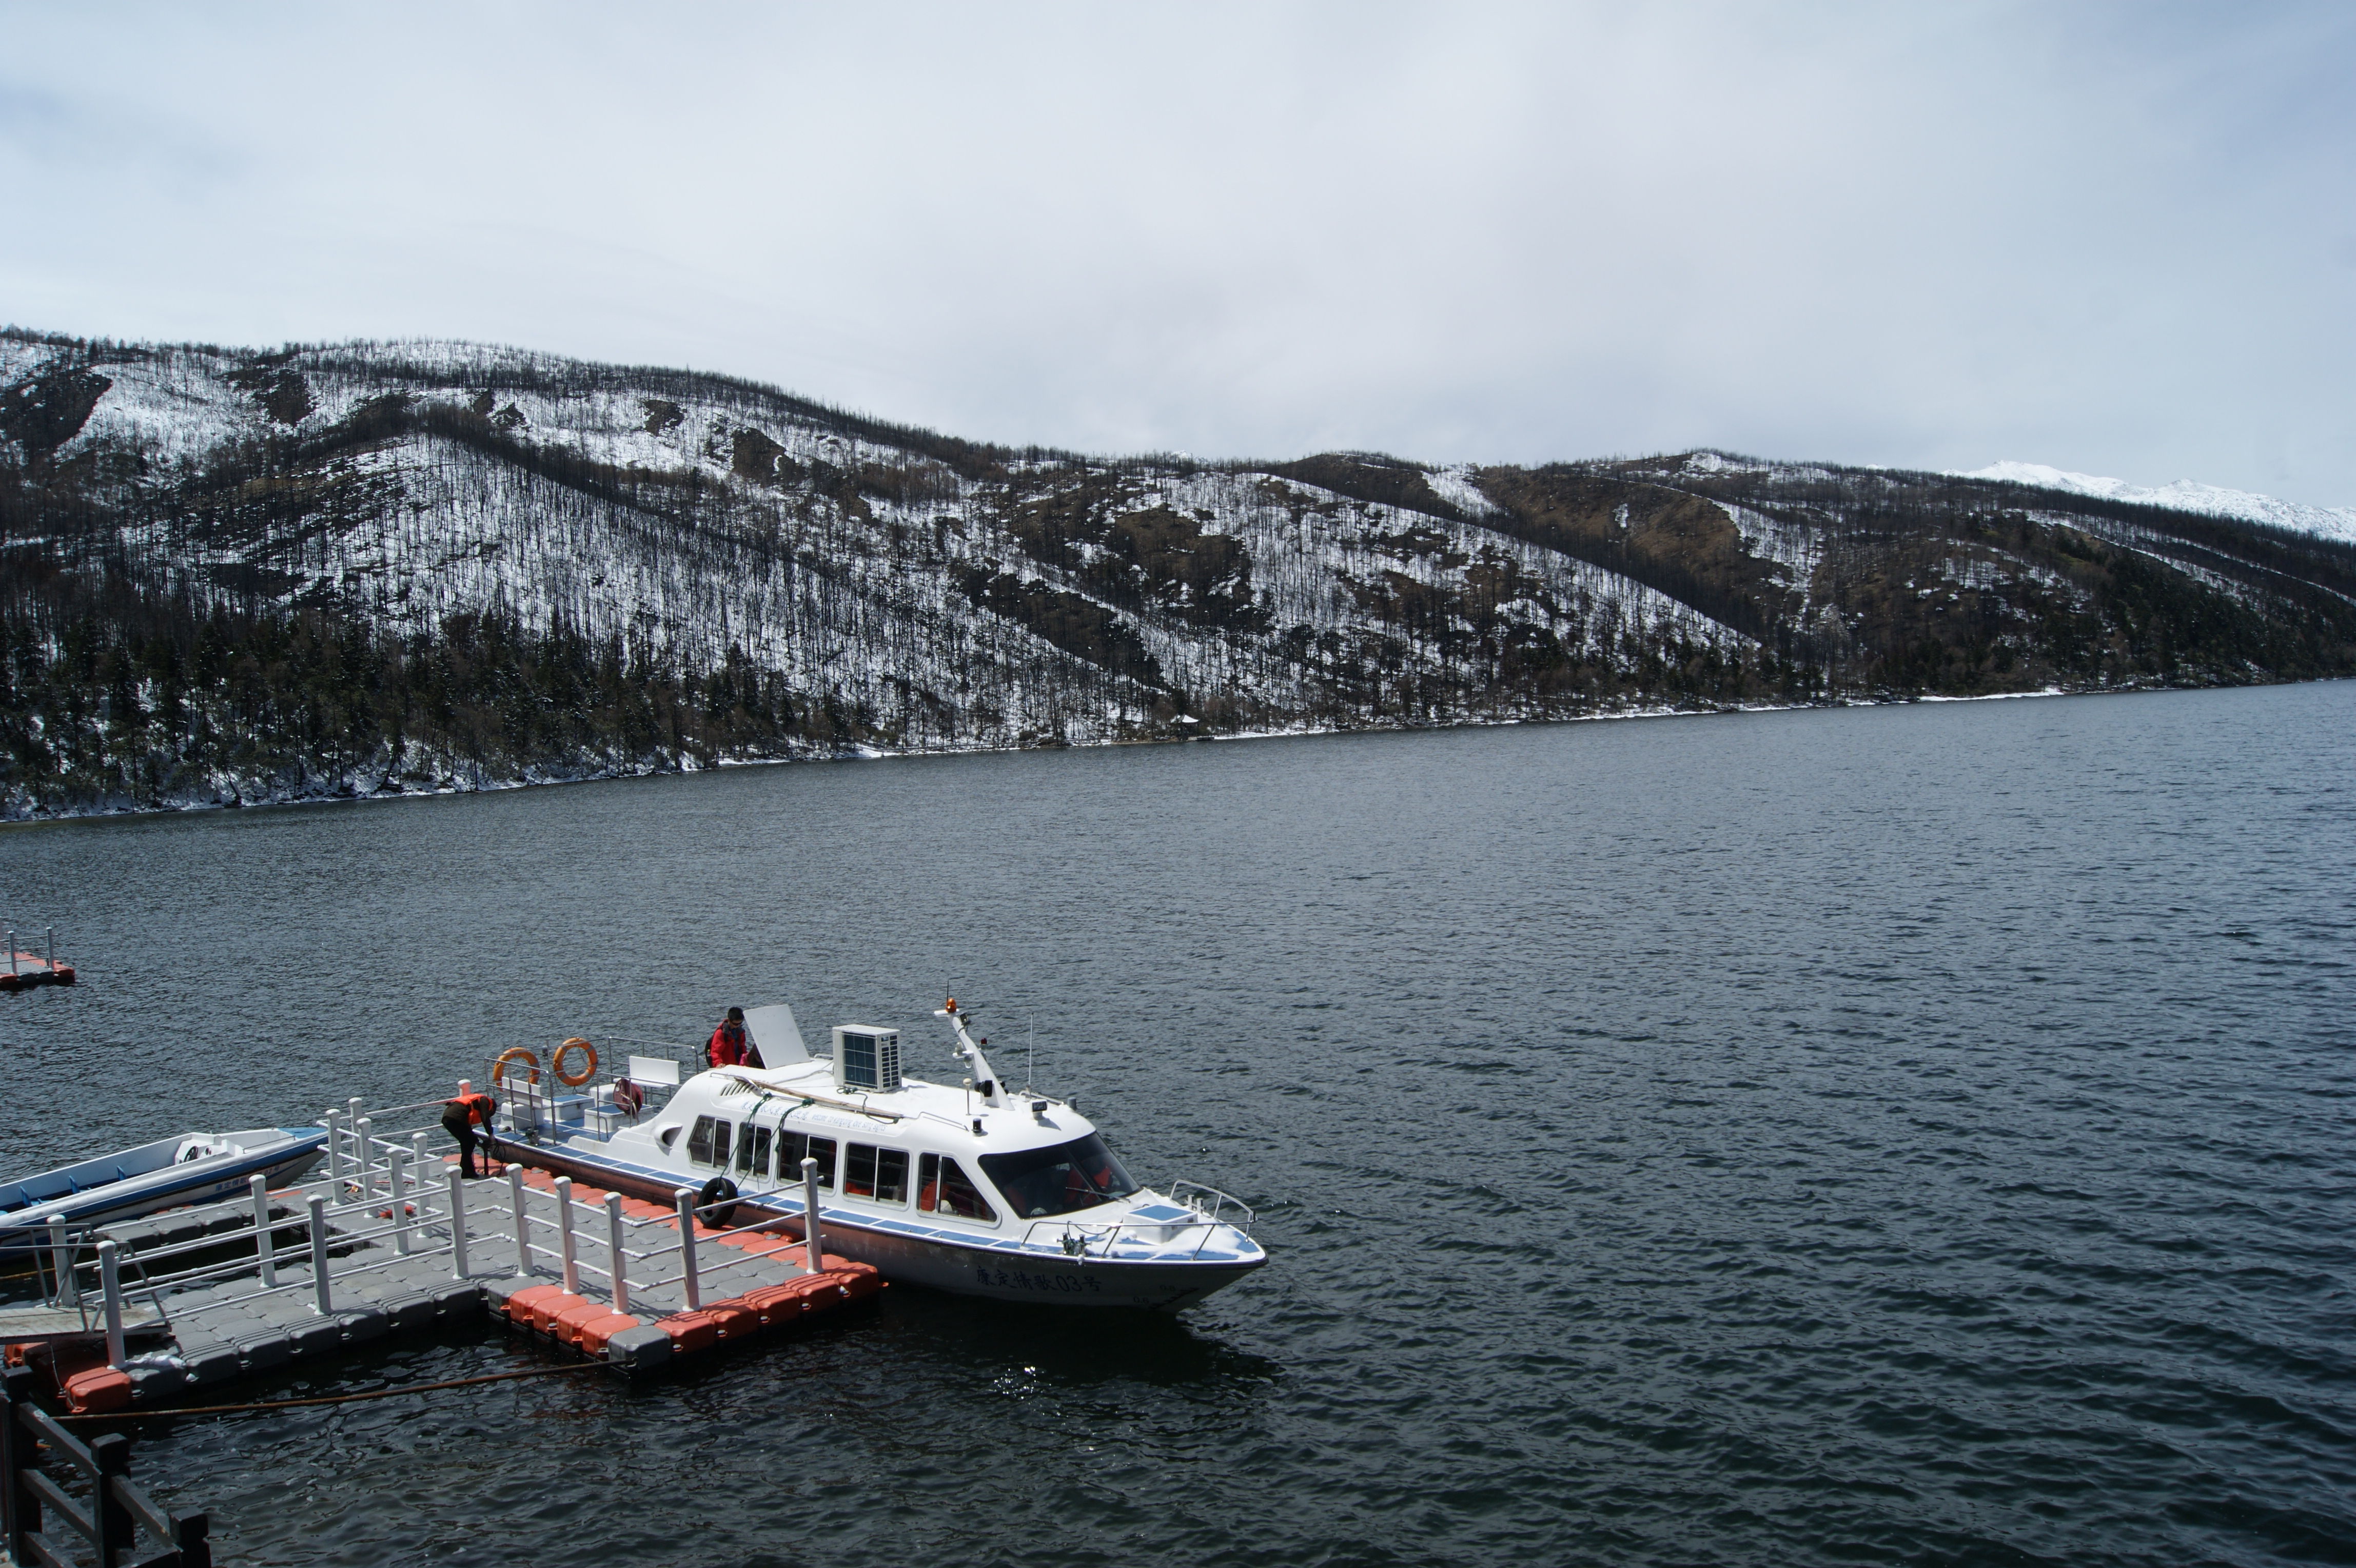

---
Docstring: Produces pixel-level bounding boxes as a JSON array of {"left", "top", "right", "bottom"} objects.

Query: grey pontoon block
[
  {"left": 431, "top": 1282, "right": 485, "bottom": 1317},
  {"left": 603, "top": 1324, "right": 671, "bottom": 1370},
  {"left": 181, "top": 1345, "right": 244, "bottom": 1385},
  {"left": 476, "top": 1272, "right": 555, "bottom": 1310},
  {"left": 235, "top": 1334, "right": 292, "bottom": 1371},
  {"left": 337, "top": 1306, "right": 388, "bottom": 1343},
  {"left": 285, "top": 1317, "right": 344, "bottom": 1358},
  {"left": 381, "top": 1291, "right": 438, "bottom": 1331},
  {"left": 126, "top": 1361, "right": 187, "bottom": 1402}
]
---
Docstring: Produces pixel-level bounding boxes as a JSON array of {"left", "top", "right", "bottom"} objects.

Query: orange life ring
[
  {"left": 553, "top": 1037, "right": 598, "bottom": 1087},
  {"left": 492, "top": 1047, "right": 540, "bottom": 1089}
]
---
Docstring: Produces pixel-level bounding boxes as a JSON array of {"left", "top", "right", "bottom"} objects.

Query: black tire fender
[{"left": 698, "top": 1175, "right": 739, "bottom": 1229}]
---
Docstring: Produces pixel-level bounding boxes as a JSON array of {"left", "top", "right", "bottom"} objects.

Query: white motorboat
[
  {"left": 490, "top": 1000, "right": 1266, "bottom": 1310},
  {"left": 0, "top": 1128, "right": 328, "bottom": 1255}
]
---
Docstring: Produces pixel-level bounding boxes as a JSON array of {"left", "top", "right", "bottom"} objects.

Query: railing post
[
  {"left": 447, "top": 1166, "right": 470, "bottom": 1279},
  {"left": 555, "top": 1176, "right": 579, "bottom": 1293},
  {"left": 97, "top": 1240, "right": 126, "bottom": 1370},
  {"left": 173, "top": 1505, "right": 212, "bottom": 1568},
  {"left": 604, "top": 1193, "right": 629, "bottom": 1314},
  {"left": 388, "top": 1146, "right": 411, "bottom": 1255},
  {"left": 409, "top": 1132, "right": 433, "bottom": 1219},
  {"left": 508, "top": 1165, "right": 531, "bottom": 1275},
  {"left": 3, "top": 1363, "right": 42, "bottom": 1552},
  {"left": 674, "top": 1188, "right": 701, "bottom": 1310},
  {"left": 91, "top": 1431, "right": 131, "bottom": 1566},
  {"left": 324, "top": 1108, "right": 344, "bottom": 1186},
  {"left": 47, "top": 1217, "right": 77, "bottom": 1308},
  {"left": 250, "top": 1173, "right": 278, "bottom": 1288},
  {"left": 355, "top": 1115, "right": 375, "bottom": 1198},
  {"left": 308, "top": 1194, "right": 332, "bottom": 1314},
  {"left": 802, "top": 1155, "right": 824, "bottom": 1276}
]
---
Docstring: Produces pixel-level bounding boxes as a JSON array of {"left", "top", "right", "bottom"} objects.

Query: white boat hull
[
  {"left": 1, "top": 1129, "right": 327, "bottom": 1251},
  {"left": 743, "top": 1199, "right": 1262, "bottom": 1311},
  {"left": 495, "top": 1133, "right": 1264, "bottom": 1311}
]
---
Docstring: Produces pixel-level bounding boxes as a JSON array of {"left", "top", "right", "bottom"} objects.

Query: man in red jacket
[{"left": 709, "top": 1007, "right": 763, "bottom": 1070}]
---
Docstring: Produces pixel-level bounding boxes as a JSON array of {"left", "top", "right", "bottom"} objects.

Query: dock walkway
[{"left": 32, "top": 1138, "right": 879, "bottom": 1414}]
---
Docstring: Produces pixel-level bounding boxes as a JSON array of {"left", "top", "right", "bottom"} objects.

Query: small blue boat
[{"left": 0, "top": 1128, "right": 328, "bottom": 1253}]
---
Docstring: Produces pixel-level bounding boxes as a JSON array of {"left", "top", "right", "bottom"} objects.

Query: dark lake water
[{"left": 4, "top": 683, "right": 2353, "bottom": 1567}]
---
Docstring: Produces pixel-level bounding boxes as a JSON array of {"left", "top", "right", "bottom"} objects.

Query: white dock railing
[{"left": 33, "top": 1100, "right": 834, "bottom": 1372}]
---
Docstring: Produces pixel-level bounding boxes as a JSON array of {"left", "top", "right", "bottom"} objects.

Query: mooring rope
[{"left": 53, "top": 1361, "right": 606, "bottom": 1421}]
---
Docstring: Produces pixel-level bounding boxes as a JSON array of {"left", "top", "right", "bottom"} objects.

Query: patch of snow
[
  {"left": 1422, "top": 464, "right": 1499, "bottom": 518},
  {"left": 1714, "top": 501, "right": 1821, "bottom": 588}
]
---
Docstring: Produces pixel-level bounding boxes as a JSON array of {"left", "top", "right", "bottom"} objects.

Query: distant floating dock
[
  {"left": 7, "top": 1103, "right": 880, "bottom": 1414},
  {"left": 0, "top": 928, "right": 73, "bottom": 992}
]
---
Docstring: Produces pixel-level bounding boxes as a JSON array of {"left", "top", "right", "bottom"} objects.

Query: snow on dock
[{"left": 11, "top": 1105, "right": 880, "bottom": 1414}]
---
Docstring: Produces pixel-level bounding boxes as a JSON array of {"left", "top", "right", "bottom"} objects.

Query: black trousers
[{"left": 441, "top": 1107, "right": 486, "bottom": 1175}]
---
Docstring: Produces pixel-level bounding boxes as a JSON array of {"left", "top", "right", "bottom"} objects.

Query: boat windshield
[{"left": 979, "top": 1134, "right": 1139, "bottom": 1219}]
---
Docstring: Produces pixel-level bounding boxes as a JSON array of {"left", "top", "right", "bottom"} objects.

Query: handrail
[
  {"left": 1020, "top": 1186, "right": 1256, "bottom": 1261},
  {"left": 1167, "top": 1180, "right": 1256, "bottom": 1233},
  {"left": 163, "top": 1210, "right": 466, "bottom": 1324},
  {"left": 350, "top": 1098, "right": 460, "bottom": 1121},
  {"left": 130, "top": 1207, "right": 447, "bottom": 1308},
  {"left": 73, "top": 1170, "right": 441, "bottom": 1284},
  {"left": 33, "top": 1143, "right": 838, "bottom": 1362},
  {"left": 1020, "top": 1213, "right": 1233, "bottom": 1261}
]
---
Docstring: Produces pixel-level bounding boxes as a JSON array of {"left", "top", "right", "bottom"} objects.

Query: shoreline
[{"left": 0, "top": 677, "right": 2301, "bottom": 829}]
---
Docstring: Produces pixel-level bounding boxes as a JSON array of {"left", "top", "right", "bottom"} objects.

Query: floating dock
[
  {"left": 8, "top": 1104, "right": 880, "bottom": 1415},
  {"left": 0, "top": 928, "right": 72, "bottom": 992}
]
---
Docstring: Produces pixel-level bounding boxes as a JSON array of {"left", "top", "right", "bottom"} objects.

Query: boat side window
[
  {"left": 686, "top": 1115, "right": 718, "bottom": 1166},
  {"left": 777, "top": 1130, "right": 835, "bottom": 1188},
  {"left": 916, "top": 1153, "right": 996, "bottom": 1222},
  {"left": 737, "top": 1123, "right": 771, "bottom": 1180},
  {"left": 874, "top": 1147, "right": 908, "bottom": 1204},
  {"left": 709, "top": 1119, "right": 731, "bottom": 1170},
  {"left": 842, "top": 1144, "right": 908, "bottom": 1204}
]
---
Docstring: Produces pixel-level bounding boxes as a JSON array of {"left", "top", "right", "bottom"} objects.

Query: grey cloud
[{"left": 2, "top": 1, "right": 2350, "bottom": 505}]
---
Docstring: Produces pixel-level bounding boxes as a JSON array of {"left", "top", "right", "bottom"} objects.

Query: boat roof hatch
[{"left": 744, "top": 1003, "right": 811, "bottom": 1066}]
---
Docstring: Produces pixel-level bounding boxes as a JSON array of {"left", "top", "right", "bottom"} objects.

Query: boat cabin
[{"left": 595, "top": 1000, "right": 1145, "bottom": 1235}]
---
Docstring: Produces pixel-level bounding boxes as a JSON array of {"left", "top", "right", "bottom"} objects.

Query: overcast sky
[{"left": 3, "top": 3, "right": 2351, "bottom": 504}]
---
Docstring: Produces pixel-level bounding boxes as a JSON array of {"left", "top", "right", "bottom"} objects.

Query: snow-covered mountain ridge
[
  {"left": 1959, "top": 461, "right": 2356, "bottom": 546},
  {"left": 3, "top": 329, "right": 2352, "bottom": 816}
]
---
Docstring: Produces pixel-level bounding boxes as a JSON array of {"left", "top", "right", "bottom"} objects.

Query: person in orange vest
[
  {"left": 441, "top": 1082, "right": 500, "bottom": 1178},
  {"left": 709, "top": 1007, "right": 765, "bottom": 1070}
]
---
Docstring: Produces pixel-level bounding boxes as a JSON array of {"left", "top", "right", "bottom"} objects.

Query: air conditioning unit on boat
[{"left": 832, "top": 1026, "right": 901, "bottom": 1093}]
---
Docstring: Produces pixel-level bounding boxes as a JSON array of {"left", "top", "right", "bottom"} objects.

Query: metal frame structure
[{"left": 0, "top": 1366, "right": 209, "bottom": 1567}]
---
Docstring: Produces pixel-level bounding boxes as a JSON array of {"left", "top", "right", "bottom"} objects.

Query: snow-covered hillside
[{"left": 4, "top": 331, "right": 2353, "bottom": 817}]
